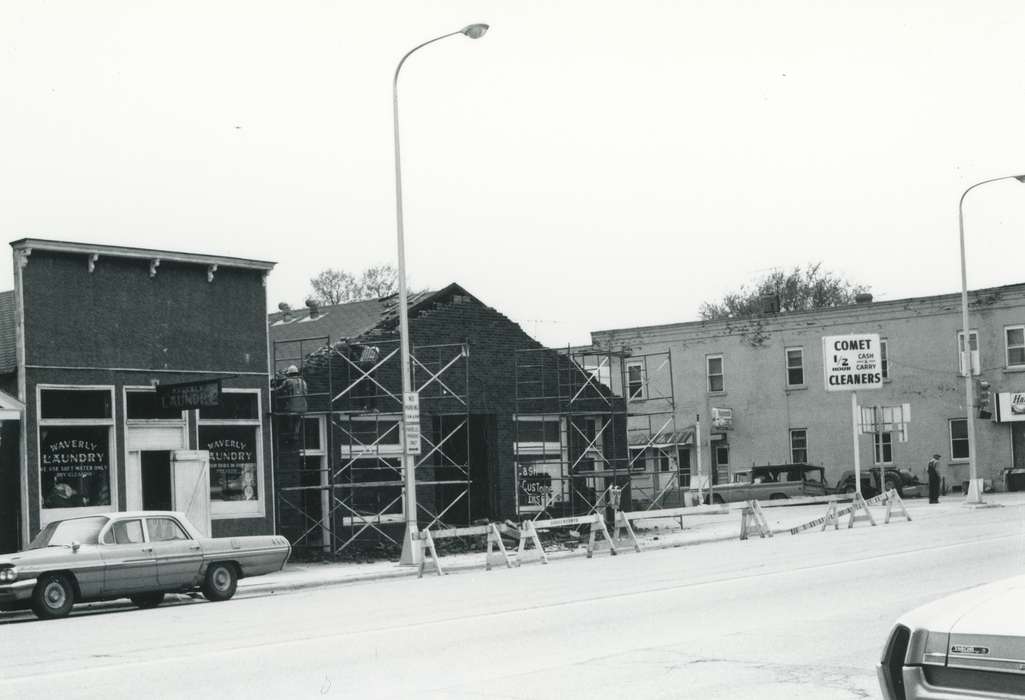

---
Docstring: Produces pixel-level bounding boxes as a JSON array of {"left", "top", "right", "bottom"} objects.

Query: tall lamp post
[
  {"left": 958, "top": 174, "right": 1025, "bottom": 505},
  {"left": 394, "top": 24, "right": 489, "bottom": 564}
]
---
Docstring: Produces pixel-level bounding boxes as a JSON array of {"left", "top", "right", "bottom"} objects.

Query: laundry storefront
[{"left": 0, "top": 239, "right": 275, "bottom": 551}]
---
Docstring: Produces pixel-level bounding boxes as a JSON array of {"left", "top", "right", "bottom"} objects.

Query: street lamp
[
  {"left": 393, "top": 24, "right": 489, "bottom": 565},
  {"left": 958, "top": 173, "right": 1025, "bottom": 505}
]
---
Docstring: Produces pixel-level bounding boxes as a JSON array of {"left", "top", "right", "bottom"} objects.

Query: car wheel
[
  {"left": 202, "top": 562, "right": 238, "bottom": 602},
  {"left": 31, "top": 573, "right": 75, "bottom": 620},
  {"left": 883, "top": 478, "right": 901, "bottom": 496},
  {"left": 130, "top": 592, "right": 165, "bottom": 609}
]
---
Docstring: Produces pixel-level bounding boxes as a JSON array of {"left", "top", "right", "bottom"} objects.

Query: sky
[{"left": 2, "top": 0, "right": 1025, "bottom": 347}]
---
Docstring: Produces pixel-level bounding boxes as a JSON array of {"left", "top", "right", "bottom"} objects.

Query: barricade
[
  {"left": 517, "top": 513, "right": 617, "bottom": 566},
  {"left": 789, "top": 490, "right": 904, "bottom": 535},
  {"left": 417, "top": 522, "right": 515, "bottom": 578},
  {"left": 739, "top": 500, "right": 773, "bottom": 540},
  {"left": 614, "top": 504, "right": 729, "bottom": 552}
]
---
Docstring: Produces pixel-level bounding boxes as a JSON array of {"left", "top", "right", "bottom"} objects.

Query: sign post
[{"left": 823, "top": 334, "right": 883, "bottom": 496}]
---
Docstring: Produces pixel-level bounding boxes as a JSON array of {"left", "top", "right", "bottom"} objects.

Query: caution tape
[{"left": 788, "top": 492, "right": 887, "bottom": 535}]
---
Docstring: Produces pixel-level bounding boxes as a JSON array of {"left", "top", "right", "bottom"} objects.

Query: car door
[
  {"left": 145, "top": 516, "right": 203, "bottom": 589},
  {"left": 98, "top": 518, "right": 158, "bottom": 595}
]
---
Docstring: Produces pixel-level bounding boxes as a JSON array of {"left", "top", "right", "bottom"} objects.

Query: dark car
[{"left": 834, "top": 467, "right": 923, "bottom": 498}]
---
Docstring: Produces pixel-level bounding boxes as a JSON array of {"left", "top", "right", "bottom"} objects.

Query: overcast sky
[{"left": 3, "top": 1, "right": 1025, "bottom": 346}]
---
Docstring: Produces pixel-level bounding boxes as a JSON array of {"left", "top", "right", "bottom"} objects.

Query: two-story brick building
[
  {"left": 0, "top": 239, "right": 276, "bottom": 552},
  {"left": 590, "top": 284, "right": 1025, "bottom": 493}
]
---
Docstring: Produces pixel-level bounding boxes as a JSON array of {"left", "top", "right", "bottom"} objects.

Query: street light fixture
[
  {"left": 393, "top": 24, "right": 489, "bottom": 565},
  {"left": 958, "top": 173, "right": 1025, "bottom": 505}
]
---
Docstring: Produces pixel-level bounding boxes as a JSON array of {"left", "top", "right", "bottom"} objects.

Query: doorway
[{"left": 141, "top": 451, "right": 173, "bottom": 511}]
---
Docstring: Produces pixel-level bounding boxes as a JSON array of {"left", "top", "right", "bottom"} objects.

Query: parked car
[
  {"left": 878, "top": 573, "right": 1025, "bottom": 699},
  {"left": 690, "top": 464, "right": 829, "bottom": 504},
  {"left": 834, "top": 467, "right": 924, "bottom": 498},
  {"left": 0, "top": 511, "right": 291, "bottom": 620}
]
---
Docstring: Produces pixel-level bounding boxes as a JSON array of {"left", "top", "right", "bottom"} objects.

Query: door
[
  {"left": 99, "top": 518, "right": 158, "bottom": 594},
  {"left": 141, "top": 451, "right": 173, "bottom": 511},
  {"left": 172, "top": 450, "right": 211, "bottom": 536},
  {"left": 146, "top": 516, "right": 203, "bottom": 588}
]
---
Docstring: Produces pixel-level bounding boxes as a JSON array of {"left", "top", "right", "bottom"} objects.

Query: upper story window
[
  {"left": 880, "top": 339, "right": 889, "bottom": 380},
  {"left": 957, "top": 331, "right": 980, "bottom": 376},
  {"left": 1006, "top": 326, "right": 1025, "bottom": 368},
  {"left": 785, "top": 348, "right": 804, "bottom": 386},
  {"left": 706, "top": 355, "right": 725, "bottom": 393},
  {"left": 625, "top": 360, "right": 645, "bottom": 400},
  {"left": 873, "top": 432, "right": 893, "bottom": 465}
]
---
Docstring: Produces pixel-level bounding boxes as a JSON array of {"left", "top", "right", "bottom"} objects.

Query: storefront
[
  {"left": 995, "top": 391, "right": 1025, "bottom": 490},
  {"left": 5, "top": 239, "right": 276, "bottom": 548}
]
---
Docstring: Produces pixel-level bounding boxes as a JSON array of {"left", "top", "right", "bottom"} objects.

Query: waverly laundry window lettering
[
  {"left": 38, "top": 387, "right": 115, "bottom": 511},
  {"left": 199, "top": 389, "right": 264, "bottom": 517}
]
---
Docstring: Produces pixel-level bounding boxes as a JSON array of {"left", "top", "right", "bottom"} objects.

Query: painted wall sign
[
  {"left": 157, "top": 379, "right": 222, "bottom": 411},
  {"left": 995, "top": 391, "right": 1025, "bottom": 422},
  {"left": 822, "top": 334, "right": 883, "bottom": 391},
  {"left": 39, "top": 425, "right": 111, "bottom": 508}
]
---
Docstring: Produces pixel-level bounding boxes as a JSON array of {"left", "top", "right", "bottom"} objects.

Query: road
[{"left": 2, "top": 499, "right": 1023, "bottom": 699}]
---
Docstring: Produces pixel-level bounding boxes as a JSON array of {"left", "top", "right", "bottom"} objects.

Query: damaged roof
[{"left": 268, "top": 283, "right": 480, "bottom": 344}]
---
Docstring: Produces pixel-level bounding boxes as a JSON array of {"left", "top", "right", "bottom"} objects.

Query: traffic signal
[{"left": 977, "top": 379, "right": 992, "bottom": 419}]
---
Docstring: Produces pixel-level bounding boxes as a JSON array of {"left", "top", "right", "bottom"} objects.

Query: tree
[
  {"left": 308, "top": 265, "right": 400, "bottom": 306},
  {"left": 699, "top": 263, "right": 869, "bottom": 320}
]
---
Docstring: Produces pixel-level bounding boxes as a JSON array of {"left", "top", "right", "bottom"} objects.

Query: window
[
  {"left": 198, "top": 389, "right": 264, "bottom": 518},
  {"left": 790, "top": 429, "right": 808, "bottom": 463},
  {"left": 707, "top": 355, "right": 725, "bottom": 393},
  {"left": 126, "top": 389, "right": 186, "bottom": 421},
  {"left": 785, "top": 348, "right": 804, "bottom": 386},
  {"left": 38, "top": 386, "right": 115, "bottom": 517},
  {"left": 880, "top": 339, "right": 889, "bottom": 380},
  {"left": 1006, "top": 326, "right": 1025, "bottom": 368},
  {"left": 949, "top": 418, "right": 970, "bottom": 461},
  {"left": 873, "top": 432, "right": 893, "bottom": 465},
  {"left": 657, "top": 452, "right": 671, "bottom": 472},
  {"left": 147, "top": 517, "right": 189, "bottom": 542},
  {"left": 957, "top": 331, "right": 980, "bottom": 376},
  {"left": 625, "top": 360, "right": 645, "bottom": 400},
  {"left": 628, "top": 447, "right": 646, "bottom": 472},
  {"left": 112, "top": 519, "right": 145, "bottom": 545},
  {"left": 677, "top": 448, "right": 691, "bottom": 487}
]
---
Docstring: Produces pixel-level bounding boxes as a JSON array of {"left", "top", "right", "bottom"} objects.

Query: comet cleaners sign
[{"left": 822, "top": 334, "right": 883, "bottom": 392}]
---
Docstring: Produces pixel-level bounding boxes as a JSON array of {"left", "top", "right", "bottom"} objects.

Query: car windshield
[{"left": 28, "top": 516, "right": 109, "bottom": 549}]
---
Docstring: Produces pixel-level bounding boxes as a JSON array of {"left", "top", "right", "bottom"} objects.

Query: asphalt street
[{"left": 2, "top": 498, "right": 1023, "bottom": 699}]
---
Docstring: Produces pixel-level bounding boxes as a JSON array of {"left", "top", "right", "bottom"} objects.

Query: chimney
[
  {"left": 854, "top": 292, "right": 874, "bottom": 304},
  {"left": 277, "top": 302, "right": 291, "bottom": 322},
  {"left": 305, "top": 298, "right": 320, "bottom": 319}
]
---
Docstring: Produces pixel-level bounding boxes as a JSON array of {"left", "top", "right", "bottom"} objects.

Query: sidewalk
[{"left": 237, "top": 491, "right": 1025, "bottom": 598}]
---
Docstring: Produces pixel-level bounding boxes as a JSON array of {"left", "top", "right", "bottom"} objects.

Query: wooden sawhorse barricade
[
  {"left": 517, "top": 513, "right": 618, "bottom": 566},
  {"left": 789, "top": 489, "right": 910, "bottom": 536},
  {"left": 613, "top": 504, "right": 730, "bottom": 552},
  {"left": 418, "top": 523, "right": 515, "bottom": 578}
]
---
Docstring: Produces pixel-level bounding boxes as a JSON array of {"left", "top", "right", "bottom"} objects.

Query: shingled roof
[{"left": 268, "top": 283, "right": 477, "bottom": 345}]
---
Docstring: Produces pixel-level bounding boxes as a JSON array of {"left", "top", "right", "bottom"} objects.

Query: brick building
[
  {"left": 269, "top": 284, "right": 627, "bottom": 556},
  {"left": 590, "top": 284, "right": 1025, "bottom": 494},
  {"left": 0, "top": 239, "right": 276, "bottom": 552}
]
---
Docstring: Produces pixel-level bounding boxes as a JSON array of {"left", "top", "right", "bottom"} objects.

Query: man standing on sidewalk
[{"left": 927, "top": 454, "right": 941, "bottom": 504}]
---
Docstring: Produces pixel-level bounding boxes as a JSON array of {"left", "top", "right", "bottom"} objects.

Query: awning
[
  {"left": 0, "top": 388, "right": 23, "bottom": 420},
  {"left": 628, "top": 428, "right": 694, "bottom": 449}
]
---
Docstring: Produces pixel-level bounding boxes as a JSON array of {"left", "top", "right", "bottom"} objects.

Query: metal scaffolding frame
[
  {"left": 513, "top": 346, "right": 679, "bottom": 520},
  {"left": 272, "top": 336, "right": 471, "bottom": 558}
]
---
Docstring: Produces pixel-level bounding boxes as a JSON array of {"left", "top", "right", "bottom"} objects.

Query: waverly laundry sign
[
  {"left": 995, "top": 391, "right": 1025, "bottom": 422},
  {"left": 822, "top": 334, "right": 883, "bottom": 392}
]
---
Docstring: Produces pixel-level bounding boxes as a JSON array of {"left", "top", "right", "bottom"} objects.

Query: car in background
[
  {"left": 693, "top": 464, "right": 829, "bottom": 504},
  {"left": 834, "top": 467, "right": 924, "bottom": 498},
  {"left": 878, "top": 574, "right": 1025, "bottom": 699},
  {"left": 0, "top": 511, "right": 290, "bottom": 620}
]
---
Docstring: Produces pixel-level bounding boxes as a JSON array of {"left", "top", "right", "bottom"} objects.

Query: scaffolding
[
  {"left": 513, "top": 346, "right": 679, "bottom": 520},
  {"left": 272, "top": 336, "right": 471, "bottom": 559}
]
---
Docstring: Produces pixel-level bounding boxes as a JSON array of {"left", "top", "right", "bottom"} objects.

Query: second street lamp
[
  {"left": 393, "top": 24, "right": 489, "bottom": 565},
  {"left": 958, "top": 173, "right": 1025, "bottom": 505}
]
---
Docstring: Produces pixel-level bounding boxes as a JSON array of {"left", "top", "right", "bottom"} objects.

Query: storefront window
[
  {"left": 199, "top": 425, "right": 259, "bottom": 501},
  {"left": 197, "top": 390, "right": 263, "bottom": 516},
  {"left": 40, "top": 425, "right": 112, "bottom": 509}
]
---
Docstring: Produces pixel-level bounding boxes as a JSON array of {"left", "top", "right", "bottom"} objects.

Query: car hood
[{"left": 899, "top": 574, "right": 1025, "bottom": 672}]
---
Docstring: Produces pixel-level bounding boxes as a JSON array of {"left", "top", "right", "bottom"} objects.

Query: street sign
[
  {"left": 822, "top": 334, "right": 883, "bottom": 392},
  {"left": 403, "top": 392, "right": 421, "bottom": 455}
]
